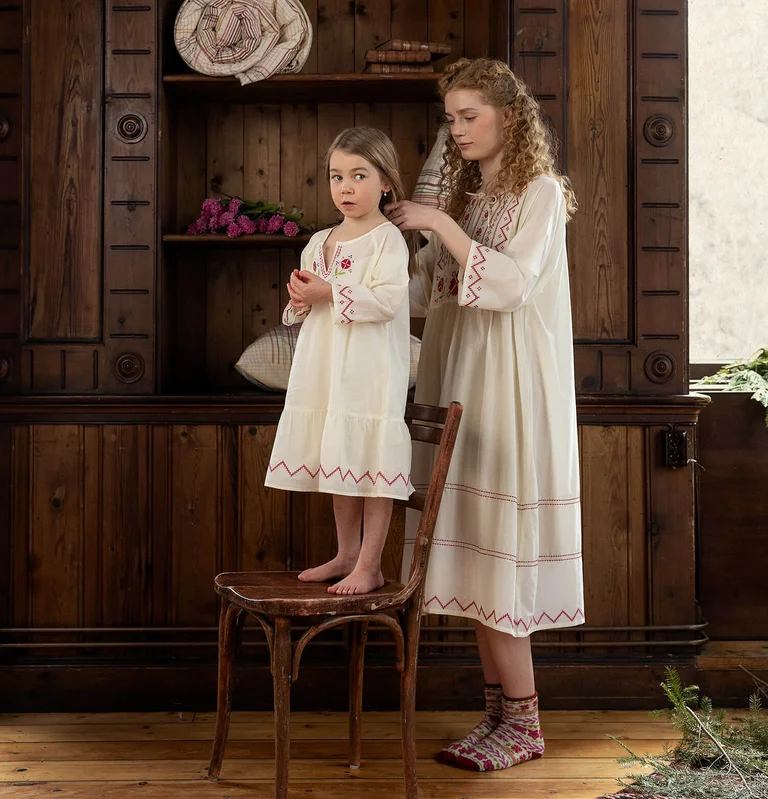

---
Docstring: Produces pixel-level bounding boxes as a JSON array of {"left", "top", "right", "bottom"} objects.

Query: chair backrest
[{"left": 372, "top": 401, "right": 462, "bottom": 611}]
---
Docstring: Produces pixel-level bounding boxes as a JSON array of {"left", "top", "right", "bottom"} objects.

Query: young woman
[{"left": 386, "top": 58, "right": 584, "bottom": 772}]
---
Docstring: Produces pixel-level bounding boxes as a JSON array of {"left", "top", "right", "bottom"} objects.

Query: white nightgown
[
  {"left": 403, "top": 175, "right": 584, "bottom": 636},
  {"left": 265, "top": 221, "right": 413, "bottom": 501}
]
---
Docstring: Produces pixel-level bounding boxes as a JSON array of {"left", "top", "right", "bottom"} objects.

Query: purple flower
[
  {"left": 187, "top": 217, "right": 207, "bottom": 234},
  {"left": 283, "top": 221, "right": 300, "bottom": 237},
  {"left": 256, "top": 217, "right": 269, "bottom": 233},
  {"left": 208, "top": 208, "right": 223, "bottom": 232},
  {"left": 219, "top": 211, "right": 235, "bottom": 228},
  {"left": 201, "top": 198, "right": 221, "bottom": 219},
  {"left": 226, "top": 223, "right": 241, "bottom": 238},
  {"left": 237, "top": 215, "right": 257, "bottom": 235},
  {"left": 228, "top": 197, "right": 243, "bottom": 215},
  {"left": 266, "top": 214, "right": 285, "bottom": 234}
]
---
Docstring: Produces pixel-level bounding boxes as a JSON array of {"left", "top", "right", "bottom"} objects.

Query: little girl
[{"left": 264, "top": 127, "right": 414, "bottom": 596}]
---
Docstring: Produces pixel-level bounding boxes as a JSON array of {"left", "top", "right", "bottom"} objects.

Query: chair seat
[{"left": 214, "top": 571, "right": 406, "bottom": 617}]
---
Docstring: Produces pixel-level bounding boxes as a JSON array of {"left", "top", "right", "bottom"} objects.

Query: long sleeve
[
  {"left": 281, "top": 238, "right": 314, "bottom": 325},
  {"left": 331, "top": 229, "right": 409, "bottom": 324},
  {"left": 458, "top": 177, "right": 566, "bottom": 313},
  {"left": 409, "top": 233, "right": 439, "bottom": 318}
]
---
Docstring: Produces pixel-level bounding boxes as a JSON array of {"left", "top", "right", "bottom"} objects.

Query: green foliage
[
  {"left": 609, "top": 667, "right": 768, "bottom": 799},
  {"left": 699, "top": 348, "right": 768, "bottom": 426}
]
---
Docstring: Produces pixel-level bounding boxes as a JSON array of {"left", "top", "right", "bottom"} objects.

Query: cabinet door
[{"left": 514, "top": 2, "right": 687, "bottom": 394}]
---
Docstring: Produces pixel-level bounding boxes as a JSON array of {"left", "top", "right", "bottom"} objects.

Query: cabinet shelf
[
  {"left": 163, "top": 234, "right": 311, "bottom": 247},
  {"left": 162, "top": 72, "right": 440, "bottom": 103}
]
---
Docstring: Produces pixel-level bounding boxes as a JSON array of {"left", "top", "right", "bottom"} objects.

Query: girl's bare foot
[
  {"left": 298, "top": 555, "right": 358, "bottom": 583},
  {"left": 328, "top": 565, "right": 385, "bottom": 595}
]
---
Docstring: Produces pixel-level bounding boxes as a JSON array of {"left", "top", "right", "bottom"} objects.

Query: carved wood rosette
[
  {"left": 513, "top": 1, "right": 687, "bottom": 395},
  {"left": 0, "top": 3, "right": 22, "bottom": 393}
]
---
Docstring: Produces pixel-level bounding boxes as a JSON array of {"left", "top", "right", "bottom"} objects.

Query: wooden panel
[
  {"left": 317, "top": 0, "right": 355, "bottom": 73},
  {"left": 206, "top": 250, "right": 244, "bottom": 388},
  {"left": 100, "top": 425, "right": 152, "bottom": 626},
  {"left": 0, "top": 425, "right": 10, "bottom": 623},
  {"left": 29, "top": 426, "right": 84, "bottom": 626},
  {"left": 567, "top": 0, "right": 629, "bottom": 342},
  {"left": 428, "top": 0, "right": 464, "bottom": 65},
  {"left": 391, "top": 105, "right": 429, "bottom": 199},
  {"left": 696, "top": 393, "right": 768, "bottom": 639},
  {"left": 243, "top": 251, "right": 282, "bottom": 345},
  {"left": 354, "top": 0, "right": 392, "bottom": 74},
  {"left": 298, "top": 0, "right": 318, "bottom": 74},
  {"left": 391, "top": 0, "right": 428, "bottom": 42},
  {"left": 239, "top": 425, "right": 289, "bottom": 571},
  {"left": 280, "top": 105, "right": 318, "bottom": 226},
  {"left": 28, "top": 0, "right": 102, "bottom": 341},
  {"left": 170, "top": 425, "right": 222, "bottom": 626},
  {"left": 243, "top": 105, "right": 281, "bottom": 203}
]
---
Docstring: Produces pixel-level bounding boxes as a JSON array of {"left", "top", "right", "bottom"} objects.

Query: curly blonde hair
[{"left": 437, "top": 58, "right": 577, "bottom": 221}]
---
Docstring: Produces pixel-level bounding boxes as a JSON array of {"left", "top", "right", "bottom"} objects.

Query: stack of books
[{"left": 364, "top": 39, "right": 451, "bottom": 74}]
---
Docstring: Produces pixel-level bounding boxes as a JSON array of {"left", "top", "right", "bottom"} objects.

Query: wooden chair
[{"left": 207, "top": 401, "right": 463, "bottom": 799}]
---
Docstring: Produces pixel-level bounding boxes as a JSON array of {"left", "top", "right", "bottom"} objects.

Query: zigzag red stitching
[
  {"left": 268, "top": 460, "right": 410, "bottom": 487},
  {"left": 337, "top": 285, "right": 355, "bottom": 323},
  {"left": 424, "top": 595, "right": 584, "bottom": 632},
  {"left": 492, "top": 195, "right": 519, "bottom": 251},
  {"left": 463, "top": 244, "right": 489, "bottom": 307}
]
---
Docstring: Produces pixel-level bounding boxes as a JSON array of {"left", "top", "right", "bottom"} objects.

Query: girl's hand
[
  {"left": 384, "top": 200, "right": 445, "bottom": 233},
  {"left": 288, "top": 269, "right": 332, "bottom": 307}
]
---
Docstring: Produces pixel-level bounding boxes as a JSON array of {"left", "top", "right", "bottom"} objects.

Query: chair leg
[
  {"left": 273, "top": 616, "right": 292, "bottom": 799},
  {"left": 348, "top": 620, "right": 368, "bottom": 768},
  {"left": 208, "top": 601, "right": 241, "bottom": 780},
  {"left": 401, "top": 610, "right": 420, "bottom": 799}
]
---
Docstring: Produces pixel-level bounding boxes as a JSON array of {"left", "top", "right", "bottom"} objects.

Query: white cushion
[{"left": 236, "top": 323, "right": 422, "bottom": 391}]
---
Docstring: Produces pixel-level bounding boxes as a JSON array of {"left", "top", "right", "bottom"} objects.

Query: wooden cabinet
[{"left": 0, "top": 0, "right": 705, "bottom": 710}]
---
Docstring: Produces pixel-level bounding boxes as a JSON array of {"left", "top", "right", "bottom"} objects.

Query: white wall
[{"left": 689, "top": 1, "right": 768, "bottom": 361}]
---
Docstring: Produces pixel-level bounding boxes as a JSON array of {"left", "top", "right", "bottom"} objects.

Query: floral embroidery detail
[
  {"left": 449, "top": 274, "right": 459, "bottom": 296},
  {"left": 340, "top": 257, "right": 352, "bottom": 271},
  {"left": 436, "top": 276, "right": 445, "bottom": 294},
  {"left": 463, "top": 245, "right": 489, "bottom": 306}
]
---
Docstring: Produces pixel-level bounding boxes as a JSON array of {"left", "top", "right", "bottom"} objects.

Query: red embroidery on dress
[
  {"left": 337, "top": 285, "right": 355, "bottom": 323},
  {"left": 404, "top": 538, "right": 582, "bottom": 566},
  {"left": 493, "top": 195, "right": 519, "bottom": 251},
  {"left": 410, "top": 481, "right": 580, "bottom": 509},
  {"left": 268, "top": 460, "right": 410, "bottom": 488},
  {"left": 423, "top": 596, "right": 584, "bottom": 632},
  {"left": 463, "top": 245, "right": 489, "bottom": 306}
]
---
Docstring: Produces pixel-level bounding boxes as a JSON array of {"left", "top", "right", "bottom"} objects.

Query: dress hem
[{"left": 421, "top": 602, "right": 585, "bottom": 637}]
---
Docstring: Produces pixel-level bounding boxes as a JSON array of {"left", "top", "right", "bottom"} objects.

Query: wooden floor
[{"left": 0, "top": 709, "right": 685, "bottom": 799}]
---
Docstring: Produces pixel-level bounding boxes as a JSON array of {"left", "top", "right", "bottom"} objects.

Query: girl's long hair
[
  {"left": 438, "top": 58, "right": 577, "bottom": 222},
  {"left": 324, "top": 127, "right": 419, "bottom": 276}
]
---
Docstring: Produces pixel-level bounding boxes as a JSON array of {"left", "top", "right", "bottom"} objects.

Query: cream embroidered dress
[
  {"left": 403, "top": 175, "right": 584, "bottom": 635},
  {"left": 265, "top": 221, "right": 413, "bottom": 500}
]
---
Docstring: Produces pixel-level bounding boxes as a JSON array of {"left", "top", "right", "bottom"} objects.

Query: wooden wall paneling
[
  {"left": 391, "top": 0, "right": 428, "bottom": 42},
  {"left": 696, "top": 393, "right": 768, "bottom": 640},
  {"left": 27, "top": 0, "right": 102, "bottom": 344},
  {"left": 0, "top": 1, "right": 22, "bottom": 393},
  {"left": 567, "top": 0, "right": 629, "bottom": 344},
  {"left": 464, "top": 0, "right": 491, "bottom": 58},
  {"left": 646, "top": 424, "right": 696, "bottom": 628},
  {"left": 354, "top": 0, "right": 392, "bottom": 74},
  {"left": 632, "top": 1, "right": 687, "bottom": 395},
  {"left": 10, "top": 426, "right": 30, "bottom": 626},
  {"left": 99, "top": 425, "right": 152, "bottom": 626},
  {"left": 243, "top": 250, "right": 282, "bottom": 346},
  {"left": 353, "top": 104, "right": 392, "bottom": 140},
  {"left": 428, "top": 0, "right": 464, "bottom": 64},
  {"left": 290, "top": 492, "right": 337, "bottom": 576},
  {"left": 29, "top": 425, "right": 84, "bottom": 627},
  {"left": 512, "top": 1, "right": 567, "bottom": 164},
  {"left": 82, "top": 425, "right": 101, "bottom": 630},
  {"left": 0, "top": 424, "right": 10, "bottom": 624},
  {"left": 170, "top": 425, "right": 223, "bottom": 626},
  {"left": 102, "top": 1, "right": 158, "bottom": 394},
  {"left": 175, "top": 102, "right": 208, "bottom": 233},
  {"left": 243, "top": 104, "right": 281, "bottom": 203},
  {"left": 317, "top": 0, "right": 355, "bottom": 73},
  {"left": 317, "top": 104, "right": 354, "bottom": 228},
  {"left": 239, "top": 425, "right": 290, "bottom": 571},
  {"left": 280, "top": 104, "right": 318, "bottom": 226},
  {"left": 206, "top": 103, "right": 245, "bottom": 388},
  {"left": 391, "top": 104, "right": 429, "bottom": 198},
  {"left": 151, "top": 425, "right": 171, "bottom": 625}
]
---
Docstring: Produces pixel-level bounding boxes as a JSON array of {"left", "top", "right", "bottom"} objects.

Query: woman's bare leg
[
  {"left": 298, "top": 495, "right": 363, "bottom": 582},
  {"left": 330, "top": 497, "right": 392, "bottom": 595},
  {"left": 475, "top": 622, "right": 535, "bottom": 698}
]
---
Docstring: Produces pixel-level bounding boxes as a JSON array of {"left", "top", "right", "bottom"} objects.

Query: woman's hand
[
  {"left": 385, "top": 200, "right": 446, "bottom": 233},
  {"left": 287, "top": 269, "right": 332, "bottom": 308}
]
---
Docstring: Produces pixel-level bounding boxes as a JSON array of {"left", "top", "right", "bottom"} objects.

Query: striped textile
[
  {"left": 411, "top": 122, "right": 450, "bottom": 210},
  {"left": 174, "top": 0, "right": 312, "bottom": 85}
]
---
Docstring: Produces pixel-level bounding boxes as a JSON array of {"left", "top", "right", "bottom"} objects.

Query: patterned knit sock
[
  {"left": 435, "top": 684, "right": 503, "bottom": 765},
  {"left": 453, "top": 692, "right": 544, "bottom": 772}
]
